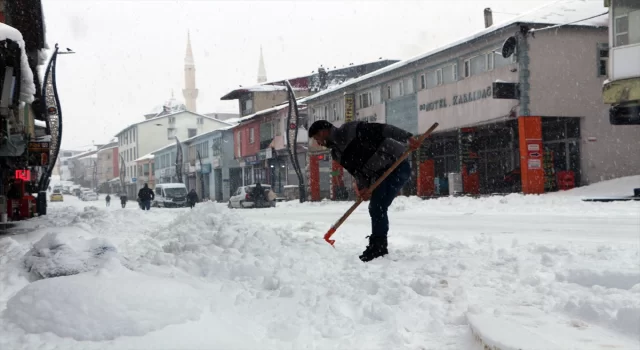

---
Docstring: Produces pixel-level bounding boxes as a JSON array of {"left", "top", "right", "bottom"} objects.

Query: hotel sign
[{"left": 419, "top": 86, "right": 493, "bottom": 112}]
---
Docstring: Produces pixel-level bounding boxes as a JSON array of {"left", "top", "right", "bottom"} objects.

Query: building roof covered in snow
[
  {"left": 237, "top": 99, "right": 307, "bottom": 124},
  {"left": 67, "top": 148, "right": 99, "bottom": 161},
  {"left": 144, "top": 96, "right": 188, "bottom": 119},
  {"left": 97, "top": 141, "right": 118, "bottom": 152},
  {"left": 203, "top": 112, "right": 239, "bottom": 121},
  {"left": 149, "top": 142, "right": 178, "bottom": 156},
  {"left": 134, "top": 153, "right": 155, "bottom": 162},
  {"left": 301, "top": 0, "right": 608, "bottom": 103},
  {"left": 114, "top": 110, "right": 232, "bottom": 138},
  {"left": 220, "top": 84, "right": 307, "bottom": 100}
]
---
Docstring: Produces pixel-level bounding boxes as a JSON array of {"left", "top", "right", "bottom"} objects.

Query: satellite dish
[{"left": 502, "top": 36, "right": 517, "bottom": 59}]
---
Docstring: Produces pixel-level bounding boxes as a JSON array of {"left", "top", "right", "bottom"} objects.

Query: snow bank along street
[{"left": 0, "top": 181, "right": 639, "bottom": 349}]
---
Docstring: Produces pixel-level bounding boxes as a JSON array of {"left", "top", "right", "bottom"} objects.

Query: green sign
[{"left": 419, "top": 85, "right": 493, "bottom": 112}]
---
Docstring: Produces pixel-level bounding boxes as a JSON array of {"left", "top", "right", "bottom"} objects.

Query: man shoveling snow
[{"left": 309, "top": 120, "right": 422, "bottom": 262}]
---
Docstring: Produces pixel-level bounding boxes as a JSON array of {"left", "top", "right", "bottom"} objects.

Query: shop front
[
  {"left": 267, "top": 149, "right": 288, "bottom": 194},
  {"left": 417, "top": 68, "right": 521, "bottom": 195}
]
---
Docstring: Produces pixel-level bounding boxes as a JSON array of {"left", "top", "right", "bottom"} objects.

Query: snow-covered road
[{"left": 0, "top": 187, "right": 638, "bottom": 350}]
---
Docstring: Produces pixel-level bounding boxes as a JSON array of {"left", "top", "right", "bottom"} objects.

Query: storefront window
[{"left": 613, "top": 0, "right": 640, "bottom": 47}]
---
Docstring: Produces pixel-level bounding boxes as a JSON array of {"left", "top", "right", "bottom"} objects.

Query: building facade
[
  {"left": 56, "top": 150, "right": 86, "bottom": 181},
  {"left": 233, "top": 102, "right": 309, "bottom": 194},
  {"left": 151, "top": 143, "right": 180, "bottom": 185},
  {"left": 210, "top": 127, "right": 241, "bottom": 201},
  {"left": 603, "top": 0, "right": 640, "bottom": 125},
  {"left": 302, "top": 1, "right": 639, "bottom": 199},
  {"left": 227, "top": 59, "right": 397, "bottom": 196},
  {"left": 67, "top": 149, "right": 99, "bottom": 188},
  {"left": 96, "top": 142, "right": 118, "bottom": 192},
  {"left": 115, "top": 110, "right": 231, "bottom": 198}
]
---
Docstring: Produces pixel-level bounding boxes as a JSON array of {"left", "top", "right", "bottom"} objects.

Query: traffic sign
[
  {"left": 528, "top": 152, "right": 541, "bottom": 158},
  {"left": 131, "top": 177, "right": 137, "bottom": 183}
]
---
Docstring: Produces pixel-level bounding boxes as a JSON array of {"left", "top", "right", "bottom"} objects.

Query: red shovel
[{"left": 323, "top": 122, "right": 439, "bottom": 246}]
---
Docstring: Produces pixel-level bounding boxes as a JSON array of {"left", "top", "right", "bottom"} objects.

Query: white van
[{"left": 153, "top": 183, "right": 188, "bottom": 208}]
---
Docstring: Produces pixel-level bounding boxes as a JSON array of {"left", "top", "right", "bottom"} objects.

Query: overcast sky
[{"left": 42, "top": 0, "right": 555, "bottom": 150}]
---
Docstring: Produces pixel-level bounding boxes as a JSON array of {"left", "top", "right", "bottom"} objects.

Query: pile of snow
[
  {"left": 554, "top": 175, "right": 640, "bottom": 198},
  {"left": 4, "top": 259, "right": 203, "bottom": 341},
  {"left": 0, "top": 23, "right": 36, "bottom": 103},
  {"left": 1, "top": 194, "right": 638, "bottom": 349},
  {"left": 23, "top": 232, "right": 128, "bottom": 279}
]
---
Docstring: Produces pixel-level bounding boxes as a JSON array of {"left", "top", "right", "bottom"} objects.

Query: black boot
[{"left": 359, "top": 235, "right": 388, "bottom": 262}]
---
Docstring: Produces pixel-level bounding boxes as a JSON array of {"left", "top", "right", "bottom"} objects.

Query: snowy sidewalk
[{"left": 0, "top": 192, "right": 638, "bottom": 350}]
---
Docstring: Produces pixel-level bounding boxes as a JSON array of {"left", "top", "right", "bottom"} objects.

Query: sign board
[
  {"left": 15, "top": 169, "right": 31, "bottom": 181},
  {"left": 28, "top": 142, "right": 51, "bottom": 167},
  {"left": 131, "top": 177, "right": 137, "bottom": 183},
  {"left": 528, "top": 159, "right": 541, "bottom": 169},
  {"left": 199, "top": 164, "right": 211, "bottom": 174},
  {"left": 420, "top": 86, "right": 492, "bottom": 112},
  {"left": 527, "top": 144, "right": 540, "bottom": 151},
  {"left": 528, "top": 152, "right": 541, "bottom": 158},
  {"left": 212, "top": 157, "right": 221, "bottom": 168},
  {"left": 344, "top": 93, "right": 355, "bottom": 122}
]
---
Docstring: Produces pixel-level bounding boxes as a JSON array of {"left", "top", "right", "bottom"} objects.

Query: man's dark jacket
[
  {"left": 138, "top": 187, "right": 155, "bottom": 201},
  {"left": 327, "top": 121, "right": 413, "bottom": 189}
]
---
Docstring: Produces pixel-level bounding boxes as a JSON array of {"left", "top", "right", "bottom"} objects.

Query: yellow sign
[{"left": 344, "top": 94, "right": 354, "bottom": 122}]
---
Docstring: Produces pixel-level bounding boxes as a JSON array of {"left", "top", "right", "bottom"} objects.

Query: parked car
[
  {"left": 228, "top": 184, "right": 276, "bottom": 209},
  {"left": 152, "top": 183, "right": 188, "bottom": 208},
  {"left": 50, "top": 189, "right": 63, "bottom": 202},
  {"left": 82, "top": 192, "right": 99, "bottom": 201}
]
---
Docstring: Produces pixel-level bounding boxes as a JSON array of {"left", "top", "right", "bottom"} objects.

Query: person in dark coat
[
  {"left": 137, "top": 183, "right": 155, "bottom": 211},
  {"left": 105, "top": 194, "right": 111, "bottom": 207},
  {"left": 308, "top": 120, "right": 422, "bottom": 262},
  {"left": 119, "top": 193, "right": 128, "bottom": 208},
  {"left": 187, "top": 189, "right": 198, "bottom": 209},
  {"left": 251, "top": 182, "right": 265, "bottom": 207}
]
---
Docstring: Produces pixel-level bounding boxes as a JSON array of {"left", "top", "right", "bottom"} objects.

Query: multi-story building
[
  {"left": 115, "top": 104, "right": 232, "bottom": 197},
  {"left": 56, "top": 150, "right": 86, "bottom": 181},
  {"left": 603, "top": 0, "right": 640, "bottom": 125},
  {"left": 228, "top": 59, "right": 398, "bottom": 195},
  {"left": 233, "top": 101, "right": 308, "bottom": 193},
  {"left": 95, "top": 142, "right": 118, "bottom": 192},
  {"left": 209, "top": 126, "right": 241, "bottom": 201},
  {"left": 67, "top": 148, "right": 100, "bottom": 188},
  {"left": 149, "top": 125, "right": 242, "bottom": 202},
  {"left": 302, "top": 1, "right": 639, "bottom": 199}
]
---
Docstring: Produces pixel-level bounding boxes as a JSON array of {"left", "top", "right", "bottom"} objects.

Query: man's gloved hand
[{"left": 353, "top": 182, "right": 371, "bottom": 201}]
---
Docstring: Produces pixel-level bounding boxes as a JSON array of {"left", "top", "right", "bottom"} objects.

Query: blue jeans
[
  {"left": 368, "top": 161, "right": 411, "bottom": 239},
  {"left": 141, "top": 200, "right": 151, "bottom": 210}
]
